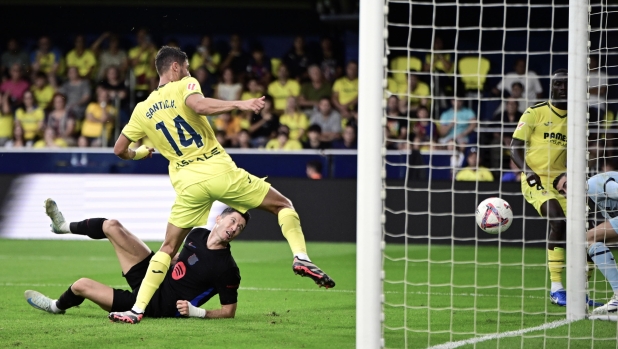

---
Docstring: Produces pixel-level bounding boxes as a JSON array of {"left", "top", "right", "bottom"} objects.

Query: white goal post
[
  {"left": 357, "top": 0, "right": 385, "bottom": 348},
  {"left": 565, "top": 0, "right": 588, "bottom": 321}
]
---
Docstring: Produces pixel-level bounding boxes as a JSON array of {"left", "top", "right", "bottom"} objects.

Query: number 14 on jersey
[{"left": 155, "top": 115, "right": 204, "bottom": 156}]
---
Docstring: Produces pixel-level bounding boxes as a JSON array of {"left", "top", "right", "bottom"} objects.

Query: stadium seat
[
  {"left": 271, "top": 58, "right": 282, "bottom": 78},
  {"left": 457, "top": 56, "right": 491, "bottom": 92},
  {"left": 390, "top": 56, "right": 422, "bottom": 85}
]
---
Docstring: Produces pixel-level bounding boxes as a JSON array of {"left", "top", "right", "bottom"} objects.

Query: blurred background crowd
[
  {"left": 0, "top": 30, "right": 359, "bottom": 152},
  {"left": 0, "top": 7, "right": 614, "bottom": 182}
]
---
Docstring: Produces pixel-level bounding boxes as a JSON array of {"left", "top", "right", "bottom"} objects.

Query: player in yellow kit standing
[
  {"left": 108, "top": 46, "right": 335, "bottom": 324},
  {"left": 510, "top": 69, "right": 570, "bottom": 306}
]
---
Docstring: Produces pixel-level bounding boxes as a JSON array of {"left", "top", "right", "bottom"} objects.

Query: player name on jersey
[{"left": 145, "top": 100, "right": 176, "bottom": 119}]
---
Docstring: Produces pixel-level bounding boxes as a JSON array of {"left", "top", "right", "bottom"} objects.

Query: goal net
[{"left": 359, "top": 0, "right": 618, "bottom": 348}]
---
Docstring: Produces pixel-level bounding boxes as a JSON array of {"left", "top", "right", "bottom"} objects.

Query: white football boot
[
  {"left": 591, "top": 293, "right": 618, "bottom": 315},
  {"left": 24, "top": 290, "right": 64, "bottom": 314},
  {"left": 44, "top": 199, "right": 69, "bottom": 234}
]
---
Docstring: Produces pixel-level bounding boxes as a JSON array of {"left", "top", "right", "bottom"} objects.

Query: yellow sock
[
  {"left": 548, "top": 247, "right": 565, "bottom": 283},
  {"left": 278, "top": 208, "right": 307, "bottom": 256},
  {"left": 133, "top": 251, "right": 171, "bottom": 312}
]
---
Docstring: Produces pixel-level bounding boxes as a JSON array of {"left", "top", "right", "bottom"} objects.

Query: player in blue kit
[
  {"left": 554, "top": 172, "right": 618, "bottom": 314},
  {"left": 25, "top": 200, "right": 246, "bottom": 319}
]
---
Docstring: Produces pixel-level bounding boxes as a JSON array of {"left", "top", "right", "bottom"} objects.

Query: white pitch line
[
  {"left": 427, "top": 319, "right": 573, "bottom": 349},
  {"left": 0, "top": 283, "right": 546, "bottom": 299}
]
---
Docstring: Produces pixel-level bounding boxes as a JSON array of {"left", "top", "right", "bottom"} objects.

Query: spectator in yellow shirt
[
  {"left": 241, "top": 78, "right": 264, "bottom": 101},
  {"left": 265, "top": 125, "right": 303, "bottom": 150},
  {"left": 30, "top": 36, "right": 61, "bottom": 77},
  {"left": 0, "top": 95, "right": 13, "bottom": 146},
  {"left": 397, "top": 73, "right": 430, "bottom": 113},
  {"left": 240, "top": 78, "right": 264, "bottom": 120},
  {"left": 78, "top": 87, "right": 116, "bottom": 147},
  {"left": 190, "top": 35, "right": 220, "bottom": 74},
  {"left": 332, "top": 60, "right": 358, "bottom": 118},
  {"left": 128, "top": 29, "right": 157, "bottom": 100},
  {"left": 34, "top": 127, "right": 67, "bottom": 148},
  {"left": 31, "top": 72, "right": 55, "bottom": 110},
  {"left": 455, "top": 147, "right": 494, "bottom": 182},
  {"left": 279, "top": 97, "right": 309, "bottom": 141},
  {"left": 15, "top": 91, "right": 44, "bottom": 143},
  {"left": 66, "top": 35, "right": 97, "bottom": 79},
  {"left": 267, "top": 64, "right": 300, "bottom": 113}
]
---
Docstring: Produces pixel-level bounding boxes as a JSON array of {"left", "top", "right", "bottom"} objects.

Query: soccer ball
[{"left": 475, "top": 197, "right": 513, "bottom": 234}]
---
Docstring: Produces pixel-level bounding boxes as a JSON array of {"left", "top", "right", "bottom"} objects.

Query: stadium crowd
[
  {"left": 0, "top": 30, "right": 358, "bottom": 151},
  {"left": 1, "top": 31, "right": 612, "bottom": 181}
]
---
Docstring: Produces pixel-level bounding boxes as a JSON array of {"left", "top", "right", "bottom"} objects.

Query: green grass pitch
[{"left": 1, "top": 240, "right": 617, "bottom": 348}]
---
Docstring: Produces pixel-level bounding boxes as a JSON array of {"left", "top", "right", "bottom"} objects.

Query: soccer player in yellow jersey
[
  {"left": 109, "top": 46, "right": 335, "bottom": 324},
  {"left": 511, "top": 69, "right": 569, "bottom": 306}
]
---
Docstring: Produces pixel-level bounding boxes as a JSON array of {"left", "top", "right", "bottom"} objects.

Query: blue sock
[{"left": 589, "top": 242, "right": 618, "bottom": 293}]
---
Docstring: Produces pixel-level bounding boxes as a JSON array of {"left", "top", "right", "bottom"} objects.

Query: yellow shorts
[
  {"left": 521, "top": 177, "right": 567, "bottom": 215},
  {"left": 169, "top": 168, "right": 271, "bottom": 228}
]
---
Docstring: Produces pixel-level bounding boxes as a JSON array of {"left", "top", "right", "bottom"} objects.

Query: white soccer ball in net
[{"left": 475, "top": 197, "right": 513, "bottom": 234}]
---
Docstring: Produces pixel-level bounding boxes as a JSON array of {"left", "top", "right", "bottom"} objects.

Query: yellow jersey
[
  {"left": 66, "top": 49, "right": 97, "bottom": 78},
  {"left": 121, "top": 76, "right": 237, "bottom": 191},
  {"left": 332, "top": 77, "right": 358, "bottom": 106},
  {"left": 396, "top": 80, "right": 430, "bottom": 106},
  {"left": 512, "top": 101, "right": 567, "bottom": 183},
  {"left": 0, "top": 112, "right": 13, "bottom": 138},
  {"left": 267, "top": 80, "right": 300, "bottom": 111},
  {"left": 34, "top": 138, "right": 67, "bottom": 148},
  {"left": 129, "top": 46, "right": 157, "bottom": 91},
  {"left": 241, "top": 91, "right": 261, "bottom": 101},
  {"left": 279, "top": 112, "right": 309, "bottom": 141},
  {"left": 455, "top": 168, "right": 494, "bottom": 182},
  {"left": 189, "top": 52, "right": 221, "bottom": 74},
  {"left": 16, "top": 107, "right": 44, "bottom": 140},
  {"left": 31, "top": 85, "right": 55, "bottom": 110},
  {"left": 265, "top": 138, "right": 302, "bottom": 150},
  {"left": 35, "top": 52, "right": 59, "bottom": 74},
  {"left": 82, "top": 102, "right": 116, "bottom": 138},
  {"left": 424, "top": 53, "right": 453, "bottom": 73}
]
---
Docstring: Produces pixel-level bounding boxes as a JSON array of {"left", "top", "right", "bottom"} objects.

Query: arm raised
[{"left": 186, "top": 94, "right": 265, "bottom": 116}]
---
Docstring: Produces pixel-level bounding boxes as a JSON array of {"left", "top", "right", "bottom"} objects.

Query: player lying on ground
[
  {"left": 510, "top": 69, "right": 573, "bottom": 306},
  {"left": 111, "top": 46, "right": 335, "bottom": 324},
  {"left": 554, "top": 172, "right": 618, "bottom": 314},
  {"left": 26, "top": 199, "right": 246, "bottom": 319}
]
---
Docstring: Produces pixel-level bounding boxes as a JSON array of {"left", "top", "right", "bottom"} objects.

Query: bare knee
[
  {"left": 71, "top": 278, "right": 93, "bottom": 296},
  {"left": 102, "top": 219, "right": 122, "bottom": 237},
  {"left": 279, "top": 196, "right": 294, "bottom": 211},
  {"left": 260, "top": 187, "right": 296, "bottom": 214}
]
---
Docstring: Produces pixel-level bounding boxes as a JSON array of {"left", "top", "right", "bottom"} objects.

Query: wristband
[
  {"left": 187, "top": 302, "right": 206, "bottom": 318},
  {"left": 133, "top": 145, "right": 150, "bottom": 160}
]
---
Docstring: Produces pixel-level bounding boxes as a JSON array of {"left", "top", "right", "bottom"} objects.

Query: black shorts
[{"left": 110, "top": 251, "right": 161, "bottom": 315}]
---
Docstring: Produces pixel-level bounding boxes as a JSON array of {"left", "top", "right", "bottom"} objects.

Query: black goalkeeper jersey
[{"left": 145, "top": 228, "right": 241, "bottom": 317}]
